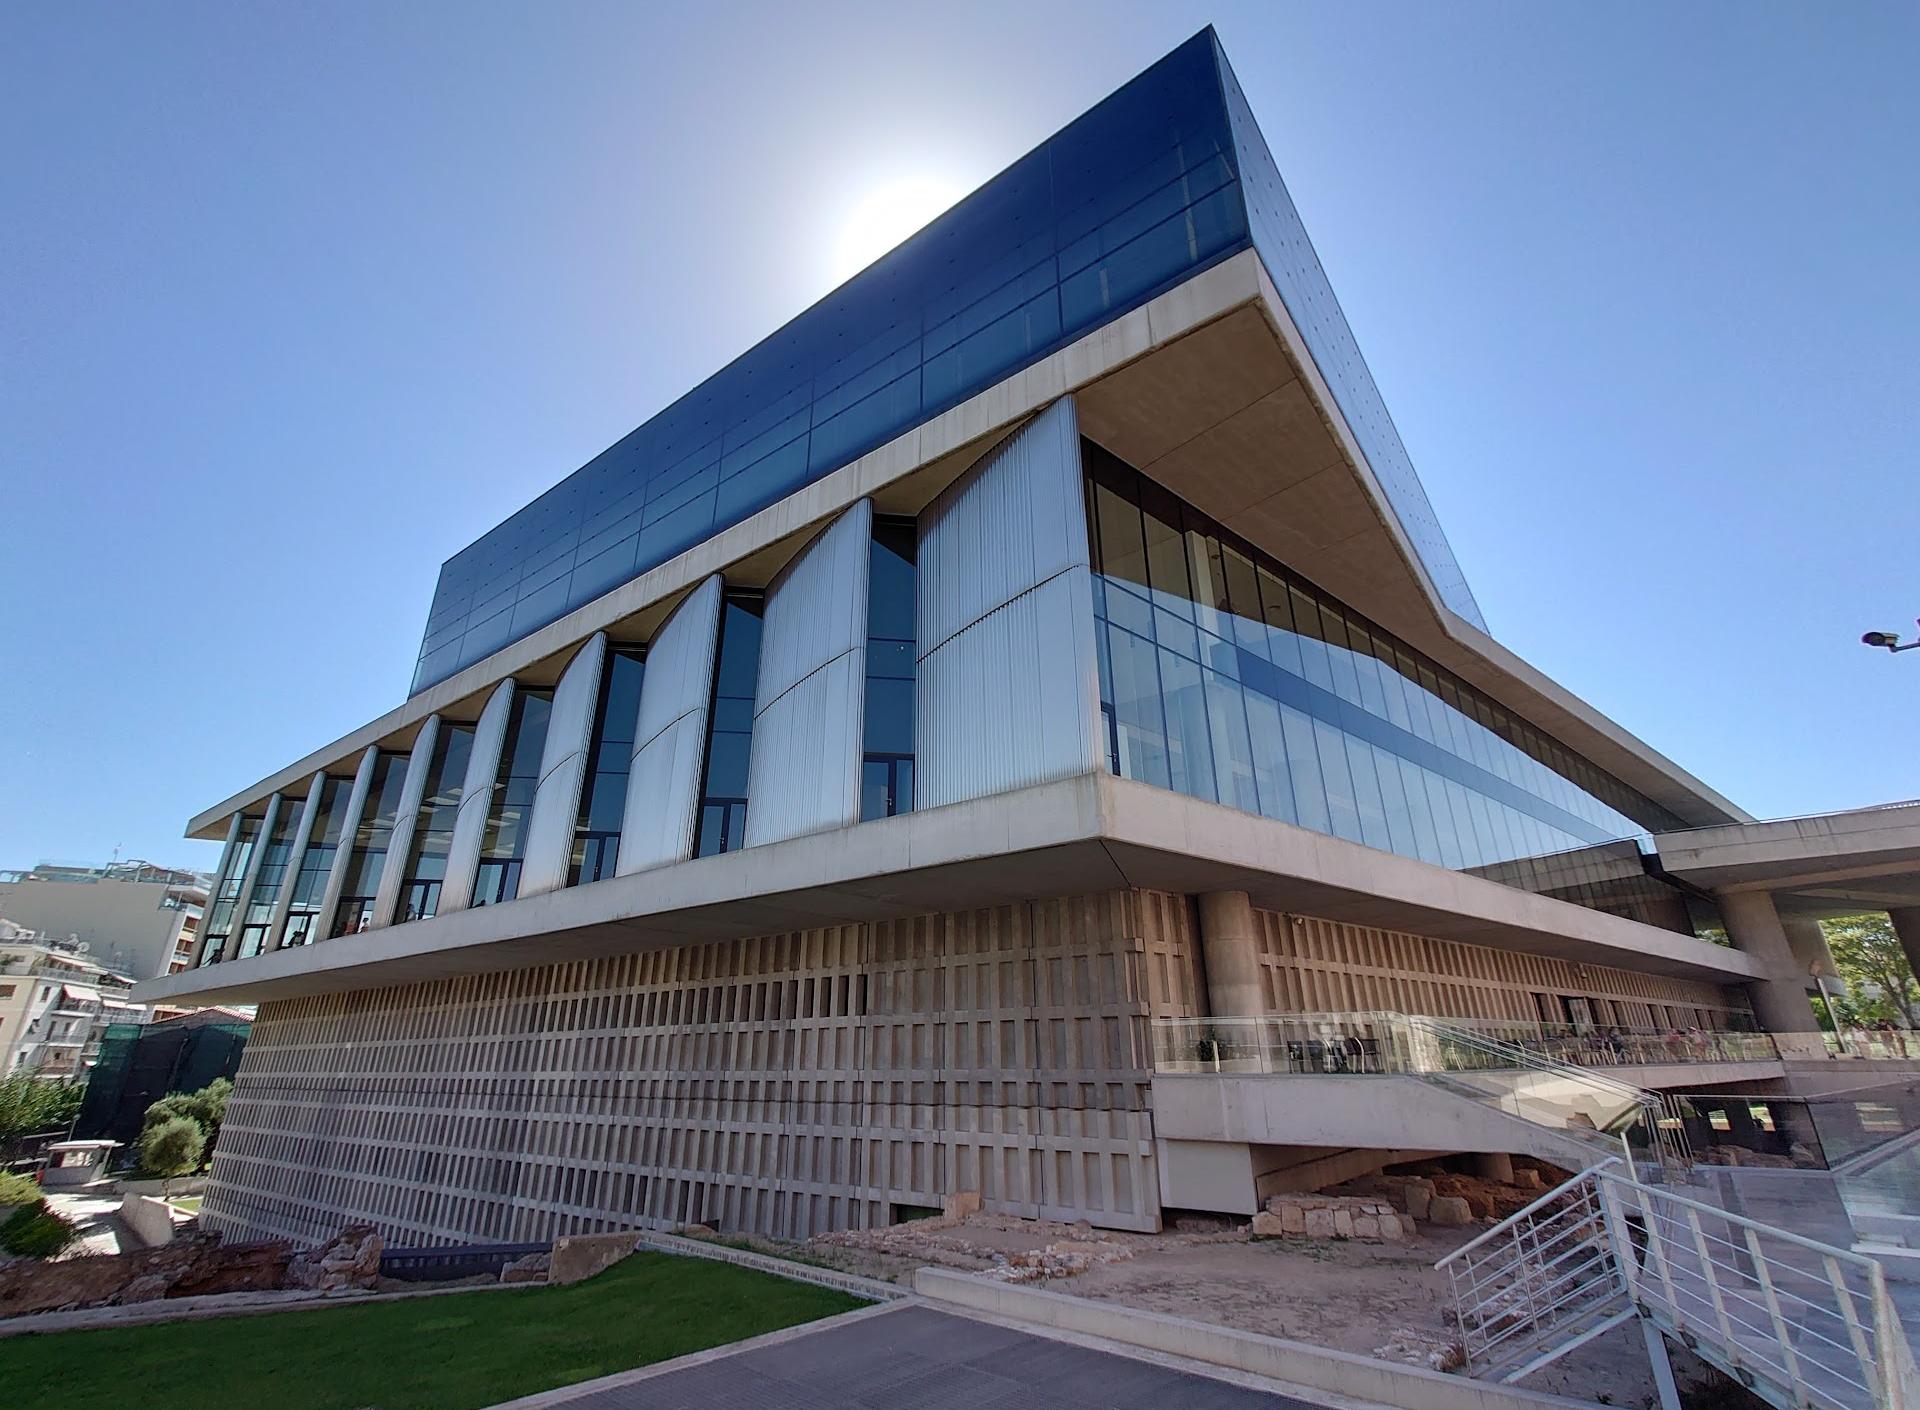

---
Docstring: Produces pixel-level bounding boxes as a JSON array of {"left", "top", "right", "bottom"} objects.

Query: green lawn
[
  {"left": 0, "top": 1250, "right": 862, "bottom": 1410},
  {"left": 166, "top": 1195, "right": 202, "bottom": 1213}
]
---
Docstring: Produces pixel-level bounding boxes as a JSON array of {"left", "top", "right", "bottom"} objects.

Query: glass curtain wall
[
  {"left": 693, "top": 591, "right": 764, "bottom": 857},
  {"left": 331, "top": 753, "right": 409, "bottom": 937},
  {"left": 197, "top": 817, "right": 259, "bottom": 964},
  {"left": 235, "top": 806, "right": 301, "bottom": 958},
  {"left": 279, "top": 777, "right": 351, "bottom": 947},
  {"left": 472, "top": 690, "right": 554, "bottom": 906},
  {"left": 398, "top": 725, "right": 476, "bottom": 922},
  {"left": 1083, "top": 444, "right": 1707, "bottom": 935},
  {"left": 570, "top": 647, "right": 646, "bottom": 885},
  {"left": 860, "top": 517, "right": 917, "bottom": 821}
]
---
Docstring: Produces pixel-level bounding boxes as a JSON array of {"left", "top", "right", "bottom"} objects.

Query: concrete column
[
  {"left": 519, "top": 635, "right": 607, "bottom": 900},
  {"left": 315, "top": 746, "right": 379, "bottom": 943},
  {"left": 1717, "top": 890, "right": 1820, "bottom": 1034},
  {"left": 219, "top": 791, "right": 282, "bottom": 961},
  {"left": 266, "top": 772, "right": 328, "bottom": 951},
  {"left": 438, "top": 681, "right": 517, "bottom": 917},
  {"left": 1781, "top": 916, "right": 1838, "bottom": 983},
  {"left": 371, "top": 715, "right": 441, "bottom": 930},
  {"left": 189, "top": 814, "right": 244, "bottom": 966},
  {"left": 1473, "top": 1151, "right": 1516, "bottom": 1183},
  {"left": 1197, "top": 890, "right": 1266, "bottom": 1017},
  {"left": 1888, "top": 907, "right": 1920, "bottom": 984}
]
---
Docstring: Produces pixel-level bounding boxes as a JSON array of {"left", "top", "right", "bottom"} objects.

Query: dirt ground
[{"left": 696, "top": 1196, "right": 1731, "bottom": 1410}]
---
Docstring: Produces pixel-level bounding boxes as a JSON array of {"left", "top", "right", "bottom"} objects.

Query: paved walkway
[{"left": 510, "top": 1302, "right": 1330, "bottom": 1410}]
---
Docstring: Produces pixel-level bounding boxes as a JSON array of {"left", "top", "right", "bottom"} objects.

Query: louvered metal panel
[
  {"left": 517, "top": 634, "right": 607, "bottom": 899},
  {"left": 745, "top": 501, "right": 871, "bottom": 847},
  {"left": 616, "top": 575, "right": 723, "bottom": 875},
  {"left": 916, "top": 398, "right": 1099, "bottom": 809},
  {"left": 438, "top": 679, "right": 516, "bottom": 916}
]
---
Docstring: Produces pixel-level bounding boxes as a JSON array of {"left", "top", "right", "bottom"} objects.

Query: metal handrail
[{"left": 1442, "top": 1159, "right": 1916, "bottom": 1409}]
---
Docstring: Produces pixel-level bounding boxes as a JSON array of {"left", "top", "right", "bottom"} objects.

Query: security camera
[{"left": 1863, "top": 631, "right": 1901, "bottom": 648}]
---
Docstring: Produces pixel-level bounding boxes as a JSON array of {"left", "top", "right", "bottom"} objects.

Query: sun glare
[{"left": 834, "top": 176, "right": 963, "bottom": 284}]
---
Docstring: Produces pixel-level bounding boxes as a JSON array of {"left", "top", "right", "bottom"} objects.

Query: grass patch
[
  {"left": 165, "top": 1195, "right": 202, "bottom": 1213},
  {"left": 0, "top": 1250, "right": 861, "bottom": 1410}
]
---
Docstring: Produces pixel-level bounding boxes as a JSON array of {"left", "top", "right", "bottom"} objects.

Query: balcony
[{"left": 1149, "top": 1012, "right": 1782, "bottom": 1083}]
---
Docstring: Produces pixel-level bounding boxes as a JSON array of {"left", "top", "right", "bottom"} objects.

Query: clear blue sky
[{"left": 3, "top": 2, "right": 1915, "bottom": 872}]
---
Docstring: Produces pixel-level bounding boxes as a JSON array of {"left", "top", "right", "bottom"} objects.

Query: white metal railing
[
  {"left": 1441, "top": 1159, "right": 1919, "bottom": 1410},
  {"left": 1608, "top": 1168, "right": 1917, "bottom": 1410},
  {"left": 1437, "top": 1160, "right": 1636, "bottom": 1382}
]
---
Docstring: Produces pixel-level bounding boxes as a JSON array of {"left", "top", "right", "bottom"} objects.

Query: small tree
[
  {"left": 141, "top": 1077, "right": 233, "bottom": 1161},
  {"left": 1825, "top": 915, "right": 1919, "bottom": 1028},
  {"left": 139, "top": 1115, "right": 204, "bottom": 1195}
]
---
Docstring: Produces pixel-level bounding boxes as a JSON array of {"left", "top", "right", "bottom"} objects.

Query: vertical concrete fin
[
  {"left": 518, "top": 634, "right": 608, "bottom": 900},
  {"left": 371, "top": 715, "right": 441, "bottom": 930},
  {"left": 916, "top": 396, "right": 1100, "bottom": 809},
  {"left": 745, "top": 500, "right": 872, "bottom": 847},
  {"left": 190, "top": 814, "right": 245, "bottom": 966},
  {"left": 439, "top": 680, "right": 517, "bottom": 916},
  {"left": 617, "top": 575, "right": 723, "bottom": 876},
  {"left": 315, "top": 746, "right": 379, "bottom": 945},
  {"left": 265, "top": 772, "right": 327, "bottom": 951},
  {"left": 220, "top": 791, "right": 282, "bottom": 960}
]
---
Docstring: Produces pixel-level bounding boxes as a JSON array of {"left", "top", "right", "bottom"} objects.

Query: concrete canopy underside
[
  {"left": 185, "top": 249, "right": 1741, "bottom": 843},
  {"left": 137, "top": 773, "right": 1756, "bottom": 1008},
  {"left": 1654, "top": 803, "right": 1920, "bottom": 914}
]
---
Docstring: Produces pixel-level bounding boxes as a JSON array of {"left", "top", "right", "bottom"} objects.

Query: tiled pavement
[{"left": 534, "top": 1302, "right": 1331, "bottom": 1410}]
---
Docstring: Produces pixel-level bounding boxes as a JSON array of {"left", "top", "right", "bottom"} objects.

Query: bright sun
[{"left": 834, "top": 176, "right": 963, "bottom": 284}]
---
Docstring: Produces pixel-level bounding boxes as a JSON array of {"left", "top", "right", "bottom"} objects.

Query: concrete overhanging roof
[
  {"left": 138, "top": 773, "right": 1757, "bottom": 1008},
  {"left": 186, "top": 248, "right": 1744, "bottom": 840},
  {"left": 1653, "top": 802, "right": 1920, "bottom": 911}
]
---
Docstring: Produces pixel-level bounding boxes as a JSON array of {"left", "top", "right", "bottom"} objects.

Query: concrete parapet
[{"left": 118, "top": 1194, "right": 180, "bottom": 1249}]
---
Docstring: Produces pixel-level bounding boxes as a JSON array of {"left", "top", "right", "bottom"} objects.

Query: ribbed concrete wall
[
  {"left": 202, "top": 889, "right": 1185, "bottom": 1246},
  {"left": 617, "top": 576, "right": 723, "bottom": 876},
  {"left": 746, "top": 500, "right": 871, "bottom": 847},
  {"left": 916, "top": 398, "right": 1100, "bottom": 809}
]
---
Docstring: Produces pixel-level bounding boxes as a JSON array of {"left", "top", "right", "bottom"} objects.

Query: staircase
[
  {"left": 1402, "top": 1015, "right": 1691, "bottom": 1179},
  {"left": 1439, "top": 1159, "right": 1919, "bottom": 1410}
]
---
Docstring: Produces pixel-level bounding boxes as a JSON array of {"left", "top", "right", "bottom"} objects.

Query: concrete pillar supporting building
[
  {"left": 371, "top": 715, "right": 442, "bottom": 930},
  {"left": 1716, "top": 889, "right": 1821, "bottom": 1034},
  {"left": 219, "top": 791, "right": 282, "bottom": 961},
  {"left": 189, "top": 813, "right": 245, "bottom": 966},
  {"left": 265, "top": 772, "right": 328, "bottom": 951},
  {"left": 518, "top": 635, "right": 608, "bottom": 900},
  {"left": 1888, "top": 907, "right": 1920, "bottom": 983},
  {"left": 1197, "top": 890, "right": 1266, "bottom": 1018},
  {"left": 316, "top": 746, "right": 379, "bottom": 945},
  {"left": 438, "top": 680, "right": 517, "bottom": 917},
  {"left": 1781, "top": 916, "right": 1838, "bottom": 985},
  {"left": 1472, "top": 1152, "right": 1516, "bottom": 1183}
]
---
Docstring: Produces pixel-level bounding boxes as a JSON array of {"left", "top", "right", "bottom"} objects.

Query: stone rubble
[
  {"left": 285, "top": 1224, "right": 383, "bottom": 1293},
  {"left": 1251, "top": 1194, "right": 1415, "bottom": 1242}
]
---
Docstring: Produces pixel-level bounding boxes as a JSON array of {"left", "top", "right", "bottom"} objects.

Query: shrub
[
  {"left": 0, "top": 1199, "right": 77, "bottom": 1258},
  {"left": 0, "top": 1170, "right": 43, "bottom": 1207},
  {"left": 141, "top": 1077, "right": 231, "bottom": 1162},
  {"left": 0, "top": 1072, "right": 84, "bottom": 1142},
  {"left": 139, "top": 1115, "right": 205, "bottom": 1184}
]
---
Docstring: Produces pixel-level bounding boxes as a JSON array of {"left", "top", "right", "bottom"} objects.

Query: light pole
[{"left": 1861, "top": 620, "right": 1920, "bottom": 654}]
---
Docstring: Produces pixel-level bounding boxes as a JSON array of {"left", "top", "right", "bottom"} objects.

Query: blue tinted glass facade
[
  {"left": 413, "top": 32, "right": 1250, "bottom": 693},
  {"left": 412, "top": 29, "right": 1485, "bottom": 694},
  {"left": 1085, "top": 445, "right": 1715, "bottom": 936}
]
